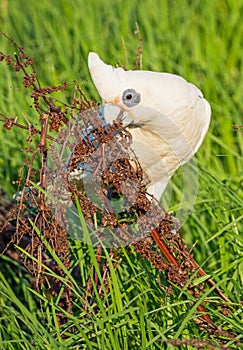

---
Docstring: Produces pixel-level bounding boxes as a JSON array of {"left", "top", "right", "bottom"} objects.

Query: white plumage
[{"left": 88, "top": 52, "right": 211, "bottom": 200}]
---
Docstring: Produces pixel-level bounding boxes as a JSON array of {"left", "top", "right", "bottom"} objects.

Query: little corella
[{"left": 88, "top": 52, "right": 211, "bottom": 201}]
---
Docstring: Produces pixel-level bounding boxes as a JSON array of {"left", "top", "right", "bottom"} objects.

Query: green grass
[
  {"left": 0, "top": 221, "right": 242, "bottom": 349},
  {"left": 0, "top": 0, "right": 243, "bottom": 348}
]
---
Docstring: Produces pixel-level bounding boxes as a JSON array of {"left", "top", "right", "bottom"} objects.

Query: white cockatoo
[{"left": 88, "top": 52, "right": 211, "bottom": 201}]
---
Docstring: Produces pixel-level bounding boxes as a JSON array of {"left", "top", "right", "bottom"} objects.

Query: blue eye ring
[{"left": 122, "top": 89, "right": 141, "bottom": 107}]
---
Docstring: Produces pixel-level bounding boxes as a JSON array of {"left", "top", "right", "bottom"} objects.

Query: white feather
[{"left": 88, "top": 52, "right": 211, "bottom": 200}]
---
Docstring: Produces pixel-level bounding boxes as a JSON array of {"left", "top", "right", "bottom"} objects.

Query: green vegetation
[{"left": 0, "top": 0, "right": 242, "bottom": 349}]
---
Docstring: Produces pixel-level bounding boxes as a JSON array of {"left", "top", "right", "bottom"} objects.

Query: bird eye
[{"left": 122, "top": 89, "right": 141, "bottom": 107}]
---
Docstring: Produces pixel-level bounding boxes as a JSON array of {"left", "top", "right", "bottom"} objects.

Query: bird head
[
  {"left": 88, "top": 52, "right": 162, "bottom": 126},
  {"left": 87, "top": 52, "right": 211, "bottom": 161},
  {"left": 88, "top": 52, "right": 141, "bottom": 107}
]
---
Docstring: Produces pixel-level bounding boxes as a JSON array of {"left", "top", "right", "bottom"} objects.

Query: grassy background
[{"left": 0, "top": 0, "right": 242, "bottom": 348}]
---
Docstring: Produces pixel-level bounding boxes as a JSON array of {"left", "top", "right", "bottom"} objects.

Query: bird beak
[{"left": 102, "top": 103, "right": 134, "bottom": 128}]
